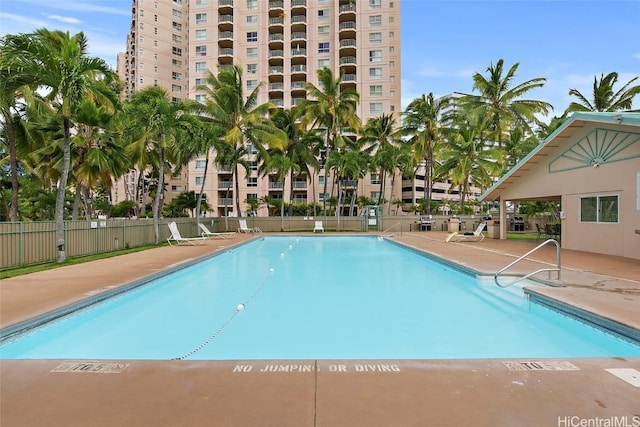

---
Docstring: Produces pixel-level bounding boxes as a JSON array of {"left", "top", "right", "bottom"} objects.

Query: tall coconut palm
[
  {"left": 302, "top": 67, "right": 360, "bottom": 213},
  {"left": 402, "top": 93, "right": 447, "bottom": 215},
  {"left": 462, "top": 59, "right": 552, "bottom": 147},
  {"left": 259, "top": 152, "right": 300, "bottom": 231},
  {"left": 437, "top": 114, "right": 502, "bottom": 214},
  {"left": 124, "top": 86, "right": 198, "bottom": 244},
  {"left": 196, "top": 65, "right": 285, "bottom": 215},
  {"left": 566, "top": 72, "right": 639, "bottom": 113},
  {"left": 270, "top": 106, "right": 321, "bottom": 216},
  {"left": 360, "top": 113, "right": 400, "bottom": 208},
  {"left": 2, "top": 29, "right": 119, "bottom": 261}
]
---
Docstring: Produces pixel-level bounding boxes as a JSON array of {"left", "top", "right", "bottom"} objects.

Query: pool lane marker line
[{"left": 173, "top": 242, "right": 296, "bottom": 360}]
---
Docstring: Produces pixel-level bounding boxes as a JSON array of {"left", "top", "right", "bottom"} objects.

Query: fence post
[{"left": 19, "top": 222, "right": 24, "bottom": 266}]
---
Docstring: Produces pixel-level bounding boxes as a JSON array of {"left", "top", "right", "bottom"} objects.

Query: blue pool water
[{"left": 1, "top": 236, "right": 639, "bottom": 360}]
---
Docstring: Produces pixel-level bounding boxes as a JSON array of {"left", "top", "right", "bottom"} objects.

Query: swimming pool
[{"left": 1, "top": 236, "right": 639, "bottom": 360}]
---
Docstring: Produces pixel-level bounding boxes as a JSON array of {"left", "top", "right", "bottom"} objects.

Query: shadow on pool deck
[{"left": 1, "top": 232, "right": 639, "bottom": 426}]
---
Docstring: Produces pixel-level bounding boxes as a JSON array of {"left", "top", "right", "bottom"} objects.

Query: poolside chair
[
  {"left": 198, "top": 223, "right": 234, "bottom": 239},
  {"left": 445, "top": 222, "right": 486, "bottom": 243},
  {"left": 238, "top": 219, "right": 261, "bottom": 233},
  {"left": 313, "top": 221, "right": 325, "bottom": 233},
  {"left": 167, "top": 222, "right": 206, "bottom": 246}
]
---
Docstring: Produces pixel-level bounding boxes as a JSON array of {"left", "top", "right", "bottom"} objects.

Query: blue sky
[{"left": 2, "top": 0, "right": 639, "bottom": 119}]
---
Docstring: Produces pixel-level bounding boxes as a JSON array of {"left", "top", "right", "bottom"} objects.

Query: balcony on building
[
  {"left": 291, "top": 97, "right": 305, "bottom": 106},
  {"left": 339, "top": 2, "right": 356, "bottom": 16},
  {"left": 219, "top": 47, "right": 234, "bottom": 57},
  {"left": 218, "top": 0, "right": 233, "bottom": 14},
  {"left": 339, "top": 21, "right": 356, "bottom": 36},
  {"left": 269, "top": 82, "right": 285, "bottom": 94},
  {"left": 218, "top": 14, "right": 233, "bottom": 31},
  {"left": 339, "top": 56, "right": 357, "bottom": 66},
  {"left": 269, "top": 32, "right": 284, "bottom": 49},
  {"left": 291, "top": 64, "right": 307, "bottom": 76},
  {"left": 269, "top": 180, "right": 285, "bottom": 190},
  {"left": 268, "top": 0, "right": 284, "bottom": 12},
  {"left": 270, "top": 98, "right": 285, "bottom": 107},
  {"left": 291, "top": 0, "right": 307, "bottom": 10},
  {"left": 290, "top": 15, "right": 307, "bottom": 25},
  {"left": 219, "top": 31, "right": 233, "bottom": 41},
  {"left": 218, "top": 181, "right": 233, "bottom": 189},
  {"left": 269, "top": 65, "right": 284, "bottom": 76},
  {"left": 268, "top": 17, "right": 284, "bottom": 28},
  {"left": 291, "top": 32, "right": 307, "bottom": 43},
  {"left": 269, "top": 49, "right": 284, "bottom": 67},
  {"left": 290, "top": 13, "right": 307, "bottom": 33},
  {"left": 217, "top": 197, "right": 234, "bottom": 206},
  {"left": 341, "top": 73, "right": 357, "bottom": 88}
]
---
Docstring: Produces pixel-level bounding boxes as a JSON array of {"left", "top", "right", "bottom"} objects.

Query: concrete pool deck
[{"left": 1, "top": 232, "right": 639, "bottom": 426}]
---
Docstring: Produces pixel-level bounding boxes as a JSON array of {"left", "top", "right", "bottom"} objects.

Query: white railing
[{"left": 494, "top": 239, "right": 561, "bottom": 287}]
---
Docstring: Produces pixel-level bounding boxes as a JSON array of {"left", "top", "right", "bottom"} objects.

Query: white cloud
[
  {"left": 0, "top": 12, "right": 49, "bottom": 33},
  {"left": 46, "top": 14, "right": 82, "bottom": 25}
]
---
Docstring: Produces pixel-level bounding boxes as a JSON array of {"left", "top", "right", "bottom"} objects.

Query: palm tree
[
  {"left": 3, "top": 29, "right": 119, "bottom": 262},
  {"left": 124, "top": 86, "right": 197, "bottom": 244},
  {"left": 437, "top": 114, "right": 502, "bottom": 214},
  {"left": 360, "top": 113, "right": 400, "bottom": 208},
  {"left": 270, "top": 106, "right": 321, "bottom": 216},
  {"left": 462, "top": 59, "right": 552, "bottom": 147},
  {"left": 259, "top": 152, "right": 299, "bottom": 231},
  {"left": 302, "top": 67, "right": 360, "bottom": 213},
  {"left": 566, "top": 72, "right": 640, "bottom": 113},
  {"left": 196, "top": 65, "right": 285, "bottom": 215},
  {"left": 402, "top": 93, "right": 447, "bottom": 215}
]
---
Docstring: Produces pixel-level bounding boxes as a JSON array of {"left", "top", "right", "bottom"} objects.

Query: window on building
[
  {"left": 172, "top": 9, "right": 181, "bottom": 17},
  {"left": 173, "top": 0, "right": 182, "bottom": 5},
  {"left": 154, "top": 27, "right": 158, "bottom": 35},
  {"left": 370, "top": 173, "right": 380, "bottom": 184},
  {"left": 318, "top": 9, "right": 329, "bottom": 19},
  {"left": 247, "top": 63, "right": 257, "bottom": 74},
  {"left": 580, "top": 195, "right": 619, "bottom": 223},
  {"left": 195, "top": 29, "right": 207, "bottom": 40},
  {"left": 389, "top": 31, "right": 395, "bottom": 38},
  {"left": 172, "top": 71, "right": 182, "bottom": 80},
  {"left": 172, "top": 34, "right": 182, "bottom": 42},
  {"left": 389, "top": 46, "right": 395, "bottom": 53},
  {"left": 247, "top": 143, "right": 258, "bottom": 154},
  {"left": 370, "top": 102, "right": 383, "bottom": 114},
  {"left": 195, "top": 94, "right": 206, "bottom": 103},
  {"left": 172, "top": 59, "right": 182, "bottom": 67},
  {"left": 195, "top": 0, "right": 207, "bottom": 5},
  {"left": 172, "top": 84, "right": 182, "bottom": 93},
  {"left": 247, "top": 31, "right": 258, "bottom": 42},
  {"left": 195, "top": 160, "right": 207, "bottom": 170},
  {"left": 247, "top": 15, "right": 258, "bottom": 24},
  {"left": 319, "top": 193, "right": 329, "bottom": 202},
  {"left": 318, "top": 25, "right": 330, "bottom": 36},
  {"left": 195, "top": 176, "right": 204, "bottom": 186},
  {"left": 369, "top": 32, "right": 382, "bottom": 44},
  {"left": 249, "top": 161, "right": 258, "bottom": 172},
  {"left": 247, "top": 47, "right": 258, "bottom": 58},
  {"left": 369, "top": 85, "right": 383, "bottom": 96},
  {"left": 247, "top": 193, "right": 258, "bottom": 202},
  {"left": 370, "top": 0, "right": 382, "bottom": 7},
  {"left": 369, "top": 67, "right": 382, "bottom": 79},
  {"left": 390, "top": 75, "right": 395, "bottom": 82},
  {"left": 172, "top": 47, "right": 182, "bottom": 56},
  {"left": 247, "top": 0, "right": 258, "bottom": 10},
  {"left": 195, "top": 13, "right": 206, "bottom": 24},
  {"left": 247, "top": 177, "right": 258, "bottom": 187},
  {"left": 195, "top": 45, "right": 207, "bottom": 56},
  {"left": 318, "top": 42, "right": 330, "bottom": 53},
  {"left": 369, "top": 50, "right": 382, "bottom": 62},
  {"left": 172, "top": 22, "right": 182, "bottom": 31},
  {"left": 318, "top": 58, "right": 330, "bottom": 68},
  {"left": 195, "top": 62, "right": 206, "bottom": 72},
  {"left": 370, "top": 191, "right": 381, "bottom": 200},
  {"left": 246, "top": 79, "right": 258, "bottom": 90},
  {"left": 153, "top": 66, "right": 158, "bottom": 74},
  {"left": 171, "top": 185, "right": 182, "bottom": 192},
  {"left": 153, "top": 40, "right": 158, "bottom": 47},
  {"left": 369, "top": 15, "right": 382, "bottom": 26}
]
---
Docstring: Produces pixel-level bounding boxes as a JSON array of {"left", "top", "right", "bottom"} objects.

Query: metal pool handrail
[
  {"left": 381, "top": 223, "right": 402, "bottom": 237},
  {"left": 494, "top": 239, "right": 561, "bottom": 288}
]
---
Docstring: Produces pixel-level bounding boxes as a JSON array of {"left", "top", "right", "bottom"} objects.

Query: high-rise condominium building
[{"left": 119, "top": 0, "right": 401, "bottom": 217}]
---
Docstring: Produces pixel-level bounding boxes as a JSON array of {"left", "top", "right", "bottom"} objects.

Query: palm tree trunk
[
  {"left": 196, "top": 151, "right": 210, "bottom": 228},
  {"left": 234, "top": 164, "right": 242, "bottom": 216},
  {"left": 72, "top": 185, "right": 81, "bottom": 220},
  {"left": 388, "top": 171, "right": 396, "bottom": 215},
  {"left": 6, "top": 116, "right": 20, "bottom": 221},
  {"left": 55, "top": 117, "right": 72, "bottom": 262},
  {"left": 152, "top": 137, "right": 165, "bottom": 245}
]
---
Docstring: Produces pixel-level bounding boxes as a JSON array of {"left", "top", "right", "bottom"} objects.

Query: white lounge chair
[
  {"left": 445, "top": 222, "right": 486, "bottom": 243},
  {"left": 199, "top": 223, "right": 234, "bottom": 239},
  {"left": 238, "top": 219, "right": 261, "bottom": 233},
  {"left": 313, "top": 221, "right": 324, "bottom": 233},
  {"left": 167, "top": 221, "right": 205, "bottom": 245}
]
